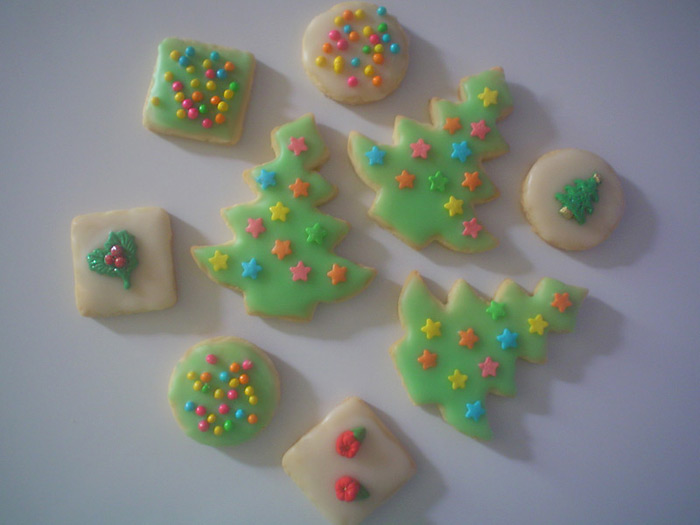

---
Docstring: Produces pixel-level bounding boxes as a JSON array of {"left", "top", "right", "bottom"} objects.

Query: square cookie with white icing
[
  {"left": 282, "top": 397, "right": 415, "bottom": 525},
  {"left": 71, "top": 207, "right": 177, "bottom": 317}
]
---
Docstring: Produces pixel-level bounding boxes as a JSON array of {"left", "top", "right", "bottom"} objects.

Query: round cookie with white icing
[
  {"left": 168, "top": 337, "right": 280, "bottom": 447},
  {"left": 521, "top": 148, "right": 624, "bottom": 251},
  {"left": 302, "top": 2, "right": 409, "bottom": 104}
]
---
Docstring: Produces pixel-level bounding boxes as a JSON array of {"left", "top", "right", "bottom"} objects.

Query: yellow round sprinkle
[
  {"left": 174, "top": 92, "right": 185, "bottom": 102},
  {"left": 363, "top": 25, "right": 372, "bottom": 36},
  {"left": 203, "top": 58, "right": 213, "bottom": 68},
  {"left": 334, "top": 15, "right": 343, "bottom": 26},
  {"left": 229, "top": 378, "right": 240, "bottom": 388},
  {"left": 364, "top": 65, "right": 375, "bottom": 77},
  {"left": 214, "top": 426, "right": 223, "bottom": 436},
  {"left": 248, "top": 395, "right": 258, "bottom": 405},
  {"left": 355, "top": 9, "right": 365, "bottom": 19},
  {"left": 151, "top": 96, "right": 160, "bottom": 106},
  {"left": 333, "top": 55, "right": 344, "bottom": 74},
  {"left": 223, "top": 89, "right": 234, "bottom": 99},
  {"left": 315, "top": 56, "right": 327, "bottom": 67},
  {"left": 176, "top": 109, "right": 186, "bottom": 119},
  {"left": 214, "top": 388, "right": 224, "bottom": 399},
  {"left": 193, "top": 380, "right": 202, "bottom": 391},
  {"left": 206, "top": 80, "right": 216, "bottom": 91},
  {"left": 186, "top": 371, "right": 196, "bottom": 380},
  {"left": 217, "top": 101, "right": 229, "bottom": 112},
  {"left": 207, "top": 414, "right": 216, "bottom": 423},
  {"left": 164, "top": 71, "right": 174, "bottom": 81},
  {"left": 190, "top": 78, "right": 200, "bottom": 88},
  {"left": 374, "top": 44, "right": 384, "bottom": 53},
  {"left": 169, "top": 50, "right": 180, "bottom": 61},
  {"left": 244, "top": 386, "right": 255, "bottom": 396},
  {"left": 186, "top": 65, "right": 195, "bottom": 74}
]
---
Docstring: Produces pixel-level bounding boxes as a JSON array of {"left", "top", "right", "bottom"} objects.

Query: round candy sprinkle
[
  {"left": 244, "top": 386, "right": 255, "bottom": 396},
  {"left": 205, "top": 69, "right": 216, "bottom": 79},
  {"left": 248, "top": 396, "right": 258, "bottom": 405},
  {"left": 186, "top": 65, "right": 195, "bottom": 74},
  {"left": 343, "top": 24, "right": 352, "bottom": 34},
  {"left": 239, "top": 373, "right": 250, "bottom": 385},
  {"left": 351, "top": 57, "right": 361, "bottom": 67},
  {"left": 377, "top": 6, "right": 387, "bottom": 16},
  {"left": 343, "top": 9, "right": 353, "bottom": 20},
  {"left": 235, "top": 409, "right": 245, "bottom": 419},
  {"left": 195, "top": 405, "right": 206, "bottom": 416},
  {"left": 193, "top": 380, "right": 202, "bottom": 391},
  {"left": 382, "top": 33, "right": 391, "bottom": 43},
  {"left": 199, "top": 104, "right": 208, "bottom": 114},
  {"left": 207, "top": 413, "right": 216, "bottom": 423},
  {"left": 224, "top": 61, "right": 235, "bottom": 72},
  {"left": 198, "top": 420, "right": 209, "bottom": 432},
  {"left": 248, "top": 414, "right": 258, "bottom": 424},
  {"left": 349, "top": 31, "right": 360, "bottom": 42},
  {"left": 329, "top": 29, "right": 341, "bottom": 41},
  {"left": 190, "top": 78, "right": 200, "bottom": 88},
  {"left": 355, "top": 9, "right": 365, "bottom": 19},
  {"left": 390, "top": 43, "right": 400, "bottom": 53},
  {"left": 186, "top": 371, "right": 197, "bottom": 380},
  {"left": 369, "top": 34, "right": 380, "bottom": 45},
  {"left": 178, "top": 56, "right": 189, "bottom": 67},
  {"left": 201, "top": 383, "right": 211, "bottom": 394},
  {"left": 334, "top": 56, "right": 344, "bottom": 73},
  {"left": 213, "top": 387, "right": 223, "bottom": 398},
  {"left": 219, "top": 404, "right": 230, "bottom": 414},
  {"left": 224, "top": 420, "right": 233, "bottom": 431},
  {"left": 364, "top": 65, "right": 375, "bottom": 77},
  {"left": 373, "top": 75, "right": 382, "bottom": 86},
  {"left": 214, "top": 426, "right": 223, "bottom": 436},
  {"left": 206, "top": 80, "right": 216, "bottom": 91},
  {"left": 334, "top": 15, "right": 343, "bottom": 26},
  {"left": 205, "top": 357, "right": 217, "bottom": 369},
  {"left": 219, "top": 371, "right": 229, "bottom": 382},
  {"left": 174, "top": 92, "right": 185, "bottom": 102},
  {"left": 192, "top": 91, "right": 203, "bottom": 102},
  {"left": 230, "top": 362, "right": 240, "bottom": 372},
  {"left": 169, "top": 50, "right": 180, "bottom": 61},
  {"left": 210, "top": 95, "right": 221, "bottom": 105},
  {"left": 218, "top": 101, "right": 229, "bottom": 112},
  {"left": 184, "top": 401, "right": 195, "bottom": 412},
  {"left": 210, "top": 51, "right": 220, "bottom": 61},
  {"left": 362, "top": 45, "right": 371, "bottom": 54},
  {"left": 374, "top": 44, "right": 384, "bottom": 53},
  {"left": 172, "top": 81, "right": 183, "bottom": 92},
  {"left": 378, "top": 22, "right": 388, "bottom": 32},
  {"left": 227, "top": 389, "right": 238, "bottom": 400},
  {"left": 176, "top": 109, "right": 186, "bottom": 119},
  {"left": 229, "top": 378, "right": 240, "bottom": 388},
  {"left": 347, "top": 76, "right": 358, "bottom": 87},
  {"left": 242, "top": 360, "right": 253, "bottom": 371},
  {"left": 202, "top": 118, "right": 213, "bottom": 129},
  {"left": 363, "top": 26, "right": 372, "bottom": 37},
  {"left": 216, "top": 68, "right": 227, "bottom": 79},
  {"left": 215, "top": 113, "right": 226, "bottom": 124},
  {"left": 182, "top": 99, "right": 193, "bottom": 110},
  {"left": 200, "top": 371, "right": 212, "bottom": 382},
  {"left": 187, "top": 107, "right": 199, "bottom": 119},
  {"left": 164, "top": 71, "right": 174, "bottom": 81},
  {"left": 337, "top": 39, "right": 349, "bottom": 51},
  {"left": 223, "top": 89, "right": 234, "bottom": 99},
  {"left": 229, "top": 81, "right": 240, "bottom": 91},
  {"left": 185, "top": 46, "right": 195, "bottom": 57},
  {"left": 202, "top": 58, "right": 213, "bottom": 68},
  {"left": 322, "top": 42, "right": 332, "bottom": 54},
  {"left": 316, "top": 56, "right": 327, "bottom": 67},
  {"left": 373, "top": 53, "right": 384, "bottom": 65}
]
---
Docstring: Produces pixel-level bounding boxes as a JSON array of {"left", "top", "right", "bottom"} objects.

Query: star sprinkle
[
  {"left": 528, "top": 314, "right": 549, "bottom": 335},
  {"left": 395, "top": 170, "right": 416, "bottom": 189},
  {"left": 477, "top": 87, "right": 498, "bottom": 107},
  {"left": 256, "top": 169, "right": 277, "bottom": 189},
  {"left": 551, "top": 292, "right": 573, "bottom": 313},
  {"left": 365, "top": 146, "right": 386, "bottom": 166},
  {"left": 288, "top": 136, "right": 308, "bottom": 156},
  {"left": 461, "top": 218, "right": 483, "bottom": 239},
  {"left": 241, "top": 258, "right": 262, "bottom": 279},
  {"left": 458, "top": 328, "right": 479, "bottom": 349},
  {"left": 305, "top": 222, "right": 327, "bottom": 245},
  {"left": 420, "top": 318, "right": 442, "bottom": 339},
  {"left": 443, "top": 117, "right": 462, "bottom": 135},
  {"left": 409, "top": 138, "right": 431, "bottom": 159},
  {"left": 443, "top": 196, "right": 464, "bottom": 217},
  {"left": 429, "top": 171, "right": 448, "bottom": 192},
  {"left": 465, "top": 401, "right": 485, "bottom": 421},
  {"left": 289, "top": 178, "right": 310, "bottom": 198},
  {"left": 462, "top": 171, "right": 482, "bottom": 192},
  {"left": 478, "top": 356, "right": 499, "bottom": 378},
  {"left": 290, "top": 261, "right": 311, "bottom": 281},
  {"left": 451, "top": 141, "right": 472, "bottom": 163},
  {"left": 326, "top": 263, "right": 347, "bottom": 285},
  {"left": 271, "top": 239, "right": 292, "bottom": 260},
  {"left": 269, "top": 201, "right": 290, "bottom": 222},
  {"left": 208, "top": 250, "right": 229, "bottom": 271},
  {"left": 485, "top": 300, "right": 506, "bottom": 320},
  {"left": 470, "top": 120, "right": 491, "bottom": 140},
  {"left": 496, "top": 328, "right": 518, "bottom": 350},
  {"left": 245, "top": 217, "right": 266, "bottom": 238},
  {"left": 448, "top": 369, "right": 468, "bottom": 390},
  {"left": 417, "top": 349, "right": 438, "bottom": 370}
]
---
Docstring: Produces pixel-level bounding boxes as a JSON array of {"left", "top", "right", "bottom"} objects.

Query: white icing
[
  {"left": 302, "top": 2, "right": 409, "bottom": 104},
  {"left": 71, "top": 207, "right": 177, "bottom": 316},
  {"left": 282, "top": 397, "right": 415, "bottom": 525},
  {"left": 521, "top": 149, "right": 624, "bottom": 251}
]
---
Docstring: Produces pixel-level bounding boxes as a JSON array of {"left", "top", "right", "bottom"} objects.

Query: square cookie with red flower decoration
[{"left": 282, "top": 397, "right": 415, "bottom": 525}]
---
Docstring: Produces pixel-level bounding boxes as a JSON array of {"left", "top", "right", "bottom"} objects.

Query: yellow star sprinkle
[
  {"left": 208, "top": 250, "right": 229, "bottom": 271},
  {"left": 443, "top": 195, "right": 464, "bottom": 217},
  {"left": 528, "top": 314, "right": 549, "bottom": 335},
  {"left": 269, "top": 201, "right": 290, "bottom": 222},
  {"left": 478, "top": 87, "right": 499, "bottom": 107},
  {"left": 421, "top": 318, "right": 442, "bottom": 339},
  {"left": 448, "top": 369, "right": 468, "bottom": 390}
]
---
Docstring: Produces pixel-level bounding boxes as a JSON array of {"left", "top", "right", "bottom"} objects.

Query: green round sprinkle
[
  {"left": 362, "top": 45, "right": 371, "bottom": 54},
  {"left": 199, "top": 104, "right": 208, "bottom": 114},
  {"left": 229, "top": 81, "right": 239, "bottom": 91},
  {"left": 224, "top": 420, "right": 233, "bottom": 431},
  {"left": 378, "top": 23, "right": 388, "bottom": 32},
  {"left": 201, "top": 383, "right": 211, "bottom": 393}
]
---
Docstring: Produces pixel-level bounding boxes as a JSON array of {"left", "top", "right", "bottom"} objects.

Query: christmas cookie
[
  {"left": 282, "top": 397, "right": 415, "bottom": 525},
  {"left": 348, "top": 68, "right": 513, "bottom": 252},
  {"left": 521, "top": 148, "right": 624, "bottom": 251},
  {"left": 392, "top": 272, "right": 587, "bottom": 440},
  {"left": 191, "top": 114, "right": 375, "bottom": 321},
  {"left": 168, "top": 337, "right": 279, "bottom": 447},
  {"left": 302, "top": 3, "right": 409, "bottom": 104},
  {"left": 143, "top": 37, "right": 255, "bottom": 145},
  {"left": 71, "top": 207, "right": 176, "bottom": 317}
]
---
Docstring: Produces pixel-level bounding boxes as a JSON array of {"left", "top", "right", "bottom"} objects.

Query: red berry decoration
[
  {"left": 114, "top": 256, "right": 127, "bottom": 268},
  {"left": 104, "top": 254, "right": 115, "bottom": 266},
  {"left": 110, "top": 245, "right": 124, "bottom": 257},
  {"left": 335, "top": 475, "right": 369, "bottom": 502},
  {"left": 335, "top": 426, "right": 366, "bottom": 458}
]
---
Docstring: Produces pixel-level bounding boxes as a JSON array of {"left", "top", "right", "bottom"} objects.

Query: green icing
[
  {"left": 348, "top": 68, "right": 513, "bottom": 252},
  {"left": 144, "top": 37, "right": 254, "bottom": 143},
  {"left": 86, "top": 230, "right": 138, "bottom": 290},
  {"left": 555, "top": 174, "right": 601, "bottom": 224},
  {"left": 392, "top": 272, "right": 587, "bottom": 440},
  {"left": 192, "top": 114, "right": 375, "bottom": 320},
  {"left": 168, "top": 337, "right": 279, "bottom": 447}
]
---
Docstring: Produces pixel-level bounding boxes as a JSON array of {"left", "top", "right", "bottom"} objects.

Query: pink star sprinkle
[
  {"left": 409, "top": 138, "right": 431, "bottom": 159},
  {"left": 288, "top": 136, "right": 308, "bottom": 156},
  {"left": 470, "top": 120, "right": 491, "bottom": 140},
  {"left": 245, "top": 217, "right": 266, "bottom": 238},
  {"left": 478, "top": 356, "right": 500, "bottom": 378},
  {"left": 462, "top": 218, "right": 483, "bottom": 238},
  {"left": 290, "top": 260, "right": 311, "bottom": 281}
]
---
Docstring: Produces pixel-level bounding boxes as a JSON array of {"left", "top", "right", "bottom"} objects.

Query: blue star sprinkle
[
  {"left": 365, "top": 146, "right": 386, "bottom": 166},
  {"left": 255, "top": 169, "right": 277, "bottom": 189},
  {"left": 496, "top": 328, "right": 519, "bottom": 350},
  {"left": 465, "top": 401, "right": 485, "bottom": 421},
  {"left": 451, "top": 141, "right": 472, "bottom": 163},
  {"left": 241, "top": 258, "right": 262, "bottom": 279}
]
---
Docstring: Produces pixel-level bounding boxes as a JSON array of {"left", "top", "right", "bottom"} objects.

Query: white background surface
[{"left": 1, "top": 1, "right": 699, "bottom": 523}]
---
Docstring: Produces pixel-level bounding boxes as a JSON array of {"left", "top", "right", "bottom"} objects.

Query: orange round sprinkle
[
  {"left": 239, "top": 373, "right": 249, "bottom": 385},
  {"left": 191, "top": 91, "right": 203, "bottom": 102},
  {"left": 200, "top": 372, "right": 212, "bottom": 382},
  {"left": 373, "top": 53, "right": 384, "bottom": 65},
  {"left": 372, "top": 75, "right": 383, "bottom": 86},
  {"left": 210, "top": 95, "right": 221, "bottom": 106},
  {"left": 230, "top": 362, "right": 240, "bottom": 373},
  {"left": 349, "top": 31, "right": 360, "bottom": 42},
  {"left": 224, "top": 61, "right": 235, "bottom": 72},
  {"left": 322, "top": 42, "right": 332, "bottom": 53},
  {"left": 247, "top": 414, "right": 258, "bottom": 424},
  {"left": 215, "top": 113, "right": 226, "bottom": 124},
  {"left": 342, "top": 9, "right": 353, "bottom": 21}
]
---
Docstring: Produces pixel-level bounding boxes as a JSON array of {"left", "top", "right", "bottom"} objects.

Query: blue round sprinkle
[
  {"left": 216, "top": 68, "right": 227, "bottom": 79},
  {"left": 377, "top": 6, "right": 387, "bottom": 16},
  {"left": 390, "top": 43, "right": 400, "bottom": 54},
  {"left": 185, "top": 46, "right": 195, "bottom": 57},
  {"left": 351, "top": 57, "right": 361, "bottom": 67},
  {"left": 343, "top": 24, "right": 352, "bottom": 34},
  {"left": 210, "top": 51, "right": 220, "bottom": 61},
  {"left": 235, "top": 409, "right": 245, "bottom": 419},
  {"left": 184, "top": 401, "right": 195, "bottom": 412},
  {"left": 178, "top": 56, "right": 190, "bottom": 67},
  {"left": 219, "top": 371, "right": 230, "bottom": 382},
  {"left": 382, "top": 33, "right": 391, "bottom": 43}
]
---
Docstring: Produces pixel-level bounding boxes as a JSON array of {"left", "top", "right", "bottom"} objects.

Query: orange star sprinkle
[
  {"left": 462, "top": 171, "right": 482, "bottom": 192},
  {"left": 271, "top": 239, "right": 292, "bottom": 260},
  {"left": 443, "top": 117, "right": 462, "bottom": 135},
  {"left": 551, "top": 292, "right": 573, "bottom": 313},
  {"left": 289, "top": 177, "right": 310, "bottom": 198},
  {"left": 395, "top": 170, "right": 416, "bottom": 189},
  {"left": 326, "top": 263, "right": 347, "bottom": 285},
  {"left": 417, "top": 349, "right": 438, "bottom": 370},
  {"left": 458, "top": 328, "right": 479, "bottom": 349}
]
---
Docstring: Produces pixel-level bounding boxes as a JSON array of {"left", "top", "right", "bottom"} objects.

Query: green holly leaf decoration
[{"left": 86, "top": 230, "right": 139, "bottom": 290}]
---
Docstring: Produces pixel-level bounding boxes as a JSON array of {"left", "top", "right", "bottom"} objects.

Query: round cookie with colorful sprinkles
[
  {"left": 302, "top": 2, "right": 409, "bottom": 104},
  {"left": 168, "top": 337, "right": 280, "bottom": 447}
]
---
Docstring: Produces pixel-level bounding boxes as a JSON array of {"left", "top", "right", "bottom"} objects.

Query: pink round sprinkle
[
  {"left": 205, "top": 69, "right": 216, "bottom": 79},
  {"left": 337, "top": 39, "right": 349, "bottom": 51},
  {"left": 218, "top": 404, "right": 230, "bottom": 414},
  {"left": 347, "top": 76, "right": 359, "bottom": 87},
  {"left": 182, "top": 99, "right": 193, "bottom": 109},
  {"left": 172, "top": 81, "right": 183, "bottom": 91},
  {"left": 328, "top": 29, "right": 341, "bottom": 41},
  {"left": 242, "top": 359, "right": 253, "bottom": 370},
  {"left": 227, "top": 389, "right": 238, "bottom": 400},
  {"left": 369, "top": 34, "right": 380, "bottom": 45},
  {"left": 198, "top": 420, "right": 209, "bottom": 432},
  {"left": 202, "top": 118, "right": 213, "bottom": 128},
  {"left": 187, "top": 107, "right": 199, "bottom": 119},
  {"left": 205, "top": 354, "right": 218, "bottom": 364},
  {"left": 195, "top": 405, "right": 206, "bottom": 416}
]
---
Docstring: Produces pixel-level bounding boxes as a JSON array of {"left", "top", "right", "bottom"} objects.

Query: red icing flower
[
  {"left": 335, "top": 475, "right": 369, "bottom": 502},
  {"left": 335, "top": 427, "right": 366, "bottom": 458}
]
